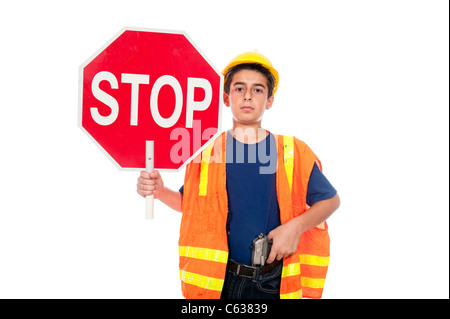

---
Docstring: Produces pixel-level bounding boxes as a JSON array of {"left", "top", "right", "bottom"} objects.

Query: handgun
[{"left": 251, "top": 233, "right": 273, "bottom": 266}]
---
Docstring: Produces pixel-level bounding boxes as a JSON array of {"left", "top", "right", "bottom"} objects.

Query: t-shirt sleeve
[
  {"left": 179, "top": 185, "right": 184, "bottom": 194},
  {"left": 306, "top": 163, "right": 337, "bottom": 206}
]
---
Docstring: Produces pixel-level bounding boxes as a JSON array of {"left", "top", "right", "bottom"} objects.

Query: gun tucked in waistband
[{"left": 251, "top": 233, "right": 273, "bottom": 267}]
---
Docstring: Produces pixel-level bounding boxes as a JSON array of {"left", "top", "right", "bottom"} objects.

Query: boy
[{"left": 137, "top": 51, "right": 340, "bottom": 299}]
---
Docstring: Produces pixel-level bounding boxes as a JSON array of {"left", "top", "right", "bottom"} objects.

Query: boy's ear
[
  {"left": 266, "top": 95, "right": 275, "bottom": 110},
  {"left": 223, "top": 92, "right": 230, "bottom": 107}
]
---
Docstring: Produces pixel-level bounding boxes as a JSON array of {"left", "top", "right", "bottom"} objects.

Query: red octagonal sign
[{"left": 79, "top": 27, "right": 223, "bottom": 170}]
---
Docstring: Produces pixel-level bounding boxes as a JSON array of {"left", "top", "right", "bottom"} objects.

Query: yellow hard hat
[{"left": 222, "top": 51, "right": 279, "bottom": 95}]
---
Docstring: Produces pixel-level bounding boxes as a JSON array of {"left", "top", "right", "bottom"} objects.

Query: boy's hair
[{"left": 224, "top": 63, "right": 276, "bottom": 98}]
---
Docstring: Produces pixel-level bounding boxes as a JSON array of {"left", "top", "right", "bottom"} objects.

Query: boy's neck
[{"left": 230, "top": 123, "right": 268, "bottom": 144}]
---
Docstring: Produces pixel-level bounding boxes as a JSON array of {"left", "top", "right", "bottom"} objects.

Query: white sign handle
[{"left": 145, "top": 141, "right": 154, "bottom": 220}]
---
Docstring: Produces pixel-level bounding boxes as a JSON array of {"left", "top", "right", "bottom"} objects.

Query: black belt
[{"left": 227, "top": 259, "right": 281, "bottom": 279}]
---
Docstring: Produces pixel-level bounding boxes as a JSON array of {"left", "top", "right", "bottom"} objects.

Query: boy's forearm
[
  {"left": 158, "top": 187, "right": 183, "bottom": 213},
  {"left": 295, "top": 193, "right": 340, "bottom": 234},
  {"left": 267, "top": 193, "right": 340, "bottom": 263}
]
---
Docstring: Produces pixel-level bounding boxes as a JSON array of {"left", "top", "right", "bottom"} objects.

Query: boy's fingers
[
  {"left": 137, "top": 181, "right": 154, "bottom": 189},
  {"left": 138, "top": 176, "right": 155, "bottom": 185},
  {"left": 137, "top": 170, "right": 162, "bottom": 199},
  {"left": 140, "top": 170, "right": 161, "bottom": 181},
  {"left": 137, "top": 186, "right": 151, "bottom": 197},
  {"left": 140, "top": 170, "right": 151, "bottom": 179},
  {"left": 266, "top": 250, "right": 276, "bottom": 264},
  {"left": 149, "top": 170, "right": 160, "bottom": 179},
  {"left": 266, "top": 231, "right": 276, "bottom": 263}
]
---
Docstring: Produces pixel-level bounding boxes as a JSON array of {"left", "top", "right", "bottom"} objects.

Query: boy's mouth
[{"left": 241, "top": 106, "right": 254, "bottom": 111}]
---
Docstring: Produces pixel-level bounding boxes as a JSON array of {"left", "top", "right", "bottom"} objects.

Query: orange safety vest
[{"left": 179, "top": 131, "right": 330, "bottom": 299}]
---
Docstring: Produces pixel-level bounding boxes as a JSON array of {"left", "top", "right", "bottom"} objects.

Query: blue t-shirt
[{"left": 180, "top": 132, "right": 336, "bottom": 265}]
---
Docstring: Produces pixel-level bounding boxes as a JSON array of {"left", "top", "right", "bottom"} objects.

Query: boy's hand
[
  {"left": 137, "top": 170, "right": 165, "bottom": 199},
  {"left": 265, "top": 194, "right": 340, "bottom": 264},
  {"left": 266, "top": 218, "right": 303, "bottom": 264}
]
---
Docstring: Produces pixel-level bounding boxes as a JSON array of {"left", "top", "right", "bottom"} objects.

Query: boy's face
[{"left": 223, "top": 69, "right": 274, "bottom": 128}]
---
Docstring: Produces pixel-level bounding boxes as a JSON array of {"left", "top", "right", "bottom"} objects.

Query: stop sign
[{"left": 78, "top": 27, "right": 223, "bottom": 170}]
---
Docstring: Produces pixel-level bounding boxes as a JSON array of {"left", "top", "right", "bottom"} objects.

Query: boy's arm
[
  {"left": 266, "top": 193, "right": 340, "bottom": 264},
  {"left": 137, "top": 171, "right": 183, "bottom": 213}
]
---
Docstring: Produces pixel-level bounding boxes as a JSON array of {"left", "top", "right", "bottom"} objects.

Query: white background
[{"left": 0, "top": 0, "right": 448, "bottom": 299}]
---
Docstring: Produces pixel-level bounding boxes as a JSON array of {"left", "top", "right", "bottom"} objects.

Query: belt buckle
[{"left": 236, "top": 264, "right": 257, "bottom": 279}]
